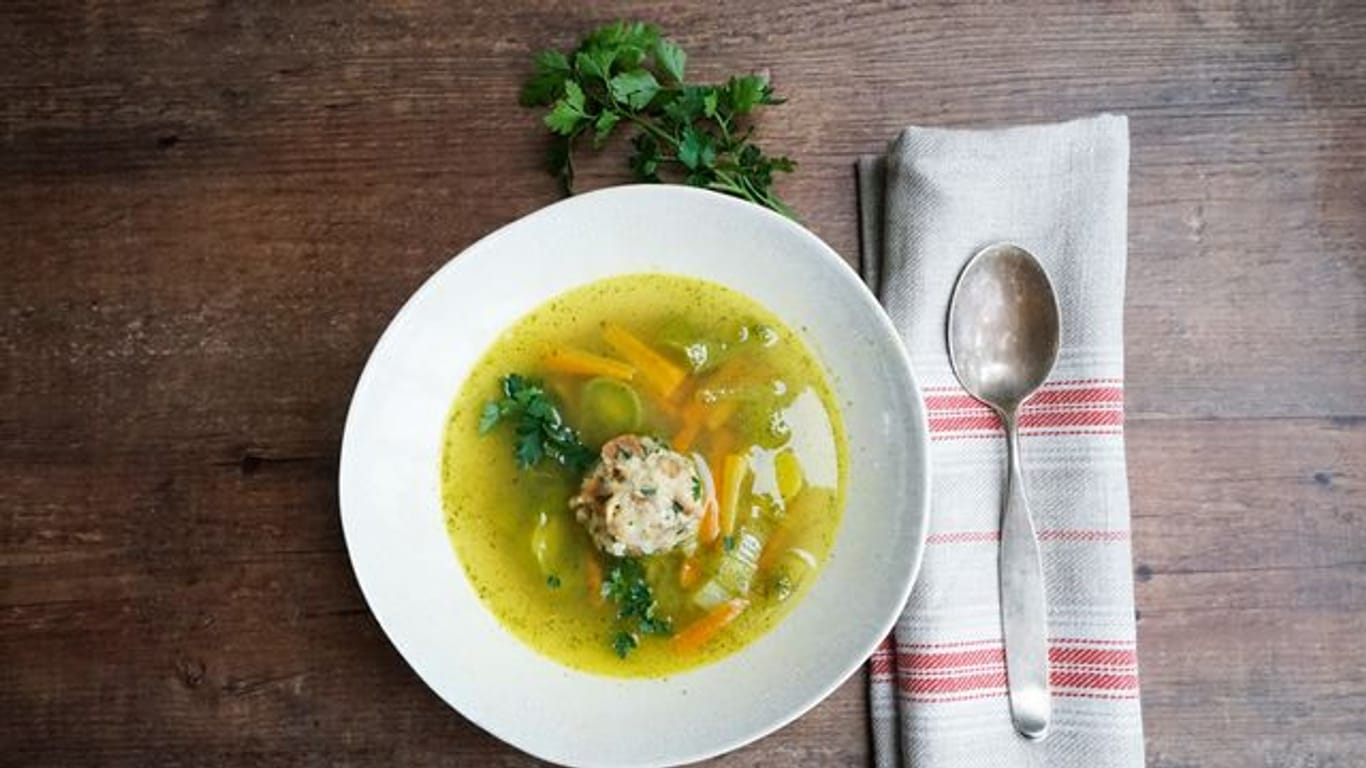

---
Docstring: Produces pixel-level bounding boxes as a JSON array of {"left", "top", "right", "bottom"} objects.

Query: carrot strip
[
  {"left": 671, "top": 400, "right": 707, "bottom": 452},
  {"left": 698, "top": 497, "right": 720, "bottom": 546},
  {"left": 679, "top": 555, "right": 702, "bottom": 589},
  {"left": 673, "top": 599, "right": 749, "bottom": 653},
  {"left": 649, "top": 395, "right": 680, "bottom": 423},
  {"left": 699, "top": 431, "right": 734, "bottom": 548},
  {"left": 585, "top": 554, "right": 604, "bottom": 605},
  {"left": 704, "top": 398, "right": 740, "bottom": 431},
  {"left": 542, "top": 348, "right": 636, "bottom": 381},
  {"left": 602, "top": 322, "right": 686, "bottom": 398},
  {"left": 718, "top": 453, "right": 748, "bottom": 536},
  {"left": 702, "top": 356, "right": 747, "bottom": 391},
  {"left": 757, "top": 525, "right": 790, "bottom": 572},
  {"left": 706, "top": 429, "right": 736, "bottom": 476}
]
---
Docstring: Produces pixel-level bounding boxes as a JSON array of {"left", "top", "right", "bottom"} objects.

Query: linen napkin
[{"left": 858, "top": 114, "right": 1143, "bottom": 767}]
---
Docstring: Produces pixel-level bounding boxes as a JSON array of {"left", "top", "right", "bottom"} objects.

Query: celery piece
[{"left": 691, "top": 525, "right": 766, "bottom": 610}]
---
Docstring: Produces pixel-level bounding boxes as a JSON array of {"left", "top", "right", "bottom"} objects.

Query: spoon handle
[{"left": 1000, "top": 410, "right": 1051, "bottom": 739}]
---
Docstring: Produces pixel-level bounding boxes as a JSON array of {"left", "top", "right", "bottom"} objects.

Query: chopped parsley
[
  {"left": 723, "top": 535, "right": 736, "bottom": 552},
  {"left": 602, "top": 557, "right": 673, "bottom": 657},
  {"left": 478, "top": 374, "right": 596, "bottom": 472},
  {"left": 546, "top": 574, "right": 561, "bottom": 589},
  {"left": 691, "top": 476, "right": 702, "bottom": 501},
  {"left": 612, "top": 631, "right": 638, "bottom": 659}
]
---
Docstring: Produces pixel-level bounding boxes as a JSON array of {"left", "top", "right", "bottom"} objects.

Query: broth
[{"left": 442, "top": 274, "right": 846, "bottom": 676}]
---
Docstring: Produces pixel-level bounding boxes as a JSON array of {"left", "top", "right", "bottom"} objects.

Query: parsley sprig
[
  {"left": 602, "top": 557, "right": 672, "bottom": 657},
  {"left": 479, "top": 374, "right": 595, "bottom": 472},
  {"left": 521, "top": 21, "right": 797, "bottom": 217}
]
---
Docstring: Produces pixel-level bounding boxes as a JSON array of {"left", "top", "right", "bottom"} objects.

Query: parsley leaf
[
  {"left": 609, "top": 69, "right": 660, "bottom": 110},
  {"left": 479, "top": 374, "right": 596, "bottom": 472},
  {"left": 654, "top": 39, "right": 686, "bottom": 83},
  {"left": 544, "top": 80, "right": 589, "bottom": 135},
  {"left": 586, "top": 21, "right": 658, "bottom": 67},
  {"left": 612, "top": 631, "right": 638, "bottom": 659},
  {"left": 629, "top": 132, "right": 661, "bottom": 181},
  {"left": 678, "top": 125, "right": 716, "bottom": 171},
  {"left": 546, "top": 574, "right": 561, "bottom": 589},
  {"left": 477, "top": 402, "right": 502, "bottom": 434},
  {"left": 520, "top": 50, "right": 571, "bottom": 107},
  {"left": 515, "top": 429, "right": 545, "bottom": 467},
  {"left": 575, "top": 49, "right": 614, "bottom": 83},
  {"left": 521, "top": 21, "right": 797, "bottom": 217},
  {"left": 593, "top": 111, "right": 620, "bottom": 146},
  {"left": 638, "top": 614, "right": 671, "bottom": 636},
  {"left": 724, "top": 74, "right": 770, "bottom": 114}
]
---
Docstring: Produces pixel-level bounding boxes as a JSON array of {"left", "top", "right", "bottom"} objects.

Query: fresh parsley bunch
[{"left": 520, "top": 21, "right": 797, "bottom": 217}]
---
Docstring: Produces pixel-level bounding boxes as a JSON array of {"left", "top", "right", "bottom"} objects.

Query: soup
[{"left": 441, "top": 274, "right": 847, "bottom": 677}]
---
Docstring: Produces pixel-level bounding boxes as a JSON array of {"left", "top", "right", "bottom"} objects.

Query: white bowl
[{"left": 339, "top": 185, "right": 929, "bottom": 766}]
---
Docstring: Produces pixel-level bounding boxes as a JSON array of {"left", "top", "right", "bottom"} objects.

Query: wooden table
[{"left": 3, "top": 2, "right": 1363, "bottom": 765}]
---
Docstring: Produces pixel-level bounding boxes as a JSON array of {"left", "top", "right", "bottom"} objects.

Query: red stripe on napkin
[
  {"left": 925, "top": 383, "right": 1125, "bottom": 438},
  {"left": 895, "top": 641, "right": 1139, "bottom": 701}
]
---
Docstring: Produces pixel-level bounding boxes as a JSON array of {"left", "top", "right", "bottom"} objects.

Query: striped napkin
[{"left": 857, "top": 115, "right": 1144, "bottom": 767}]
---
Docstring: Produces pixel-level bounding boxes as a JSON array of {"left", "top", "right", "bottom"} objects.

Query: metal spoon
[{"left": 947, "top": 243, "right": 1060, "bottom": 740}]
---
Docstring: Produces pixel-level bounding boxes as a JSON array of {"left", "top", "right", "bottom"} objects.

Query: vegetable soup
[{"left": 442, "top": 274, "right": 846, "bottom": 676}]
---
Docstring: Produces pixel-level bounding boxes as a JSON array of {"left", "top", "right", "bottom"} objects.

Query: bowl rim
[{"left": 338, "top": 184, "right": 930, "bottom": 766}]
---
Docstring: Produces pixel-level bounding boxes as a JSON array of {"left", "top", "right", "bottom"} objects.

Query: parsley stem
[
  {"left": 716, "top": 114, "right": 733, "bottom": 145},
  {"left": 623, "top": 112, "right": 679, "bottom": 149}
]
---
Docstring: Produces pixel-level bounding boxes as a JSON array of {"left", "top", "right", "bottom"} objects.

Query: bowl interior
[{"left": 339, "top": 185, "right": 929, "bottom": 767}]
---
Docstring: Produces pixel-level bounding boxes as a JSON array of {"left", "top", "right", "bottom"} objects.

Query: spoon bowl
[{"left": 948, "top": 244, "right": 1060, "bottom": 410}]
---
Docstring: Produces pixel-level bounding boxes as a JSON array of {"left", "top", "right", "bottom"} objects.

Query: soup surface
[{"left": 442, "top": 274, "right": 846, "bottom": 676}]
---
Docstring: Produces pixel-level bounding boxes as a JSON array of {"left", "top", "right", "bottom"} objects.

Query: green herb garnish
[
  {"left": 479, "top": 374, "right": 596, "bottom": 472},
  {"left": 520, "top": 21, "right": 796, "bottom": 216},
  {"left": 546, "top": 574, "right": 561, "bottom": 589},
  {"left": 612, "top": 631, "right": 638, "bottom": 659},
  {"left": 602, "top": 557, "right": 673, "bottom": 657},
  {"left": 723, "top": 535, "right": 736, "bottom": 552},
  {"left": 691, "top": 475, "right": 702, "bottom": 501}
]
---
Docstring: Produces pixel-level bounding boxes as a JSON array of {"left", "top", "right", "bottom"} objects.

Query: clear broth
[{"left": 442, "top": 274, "right": 846, "bottom": 676}]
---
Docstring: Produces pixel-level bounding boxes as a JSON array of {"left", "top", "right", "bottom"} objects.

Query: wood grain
[{"left": 2, "top": 1, "right": 1363, "bottom": 766}]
